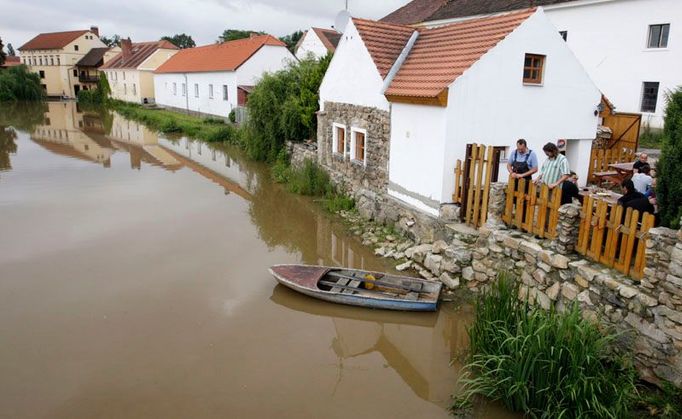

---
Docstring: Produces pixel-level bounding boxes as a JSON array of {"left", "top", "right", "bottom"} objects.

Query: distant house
[
  {"left": 153, "top": 35, "right": 295, "bottom": 118},
  {"left": 318, "top": 8, "right": 601, "bottom": 217},
  {"left": 382, "top": 0, "right": 681, "bottom": 129},
  {"left": 100, "top": 39, "right": 179, "bottom": 104},
  {"left": 294, "top": 28, "right": 341, "bottom": 60},
  {"left": 18, "top": 27, "right": 107, "bottom": 97},
  {"left": 75, "top": 47, "right": 119, "bottom": 91},
  {"left": 0, "top": 56, "right": 21, "bottom": 70}
]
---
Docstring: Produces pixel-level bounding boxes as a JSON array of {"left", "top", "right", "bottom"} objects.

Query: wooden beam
[{"left": 385, "top": 88, "right": 448, "bottom": 107}]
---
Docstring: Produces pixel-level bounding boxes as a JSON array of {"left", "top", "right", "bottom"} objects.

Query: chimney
[
  {"left": 121, "top": 38, "right": 132, "bottom": 62},
  {"left": 90, "top": 26, "right": 99, "bottom": 37}
]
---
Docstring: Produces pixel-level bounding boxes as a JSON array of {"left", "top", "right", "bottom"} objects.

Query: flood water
[{"left": 0, "top": 102, "right": 514, "bottom": 418}]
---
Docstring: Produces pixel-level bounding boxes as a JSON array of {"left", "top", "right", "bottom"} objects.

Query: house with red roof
[
  {"left": 153, "top": 34, "right": 295, "bottom": 118},
  {"left": 294, "top": 27, "right": 341, "bottom": 60},
  {"left": 100, "top": 38, "right": 179, "bottom": 104},
  {"left": 318, "top": 8, "right": 601, "bottom": 217},
  {"left": 0, "top": 56, "right": 22, "bottom": 70},
  {"left": 18, "top": 27, "right": 107, "bottom": 98}
]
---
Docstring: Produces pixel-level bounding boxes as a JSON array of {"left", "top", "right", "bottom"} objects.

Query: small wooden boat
[{"left": 269, "top": 264, "right": 442, "bottom": 312}]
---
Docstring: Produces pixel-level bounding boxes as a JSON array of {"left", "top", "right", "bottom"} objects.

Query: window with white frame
[
  {"left": 648, "top": 24, "right": 670, "bottom": 48},
  {"left": 351, "top": 128, "right": 367, "bottom": 164},
  {"left": 209, "top": 84, "right": 214, "bottom": 99},
  {"left": 223, "top": 85, "right": 228, "bottom": 100},
  {"left": 194, "top": 83, "right": 199, "bottom": 98},
  {"left": 333, "top": 123, "right": 346, "bottom": 156}
]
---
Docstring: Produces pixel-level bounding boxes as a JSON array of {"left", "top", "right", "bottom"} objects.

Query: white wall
[
  {"left": 295, "top": 30, "right": 330, "bottom": 60},
  {"left": 154, "top": 72, "right": 237, "bottom": 117},
  {"left": 236, "top": 45, "right": 296, "bottom": 87},
  {"left": 545, "top": 0, "right": 682, "bottom": 129},
  {"left": 319, "top": 20, "right": 391, "bottom": 112},
  {"left": 106, "top": 69, "right": 144, "bottom": 103},
  {"left": 440, "top": 9, "right": 600, "bottom": 200},
  {"left": 388, "top": 104, "right": 448, "bottom": 217}
]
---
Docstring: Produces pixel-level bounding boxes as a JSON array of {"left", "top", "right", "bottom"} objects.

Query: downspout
[{"left": 381, "top": 30, "right": 419, "bottom": 93}]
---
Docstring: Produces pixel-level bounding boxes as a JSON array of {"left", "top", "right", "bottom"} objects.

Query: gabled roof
[
  {"left": 19, "top": 30, "right": 89, "bottom": 51},
  {"left": 311, "top": 28, "right": 341, "bottom": 53},
  {"left": 76, "top": 47, "right": 110, "bottom": 67},
  {"left": 1, "top": 56, "right": 21, "bottom": 68},
  {"left": 101, "top": 41, "right": 178, "bottom": 70},
  {"left": 155, "top": 35, "right": 286, "bottom": 74},
  {"left": 381, "top": 0, "right": 577, "bottom": 25},
  {"left": 381, "top": 0, "right": 448, "bottom": 25},
  {"left": 352, "top": 18, "right": 415, "bottom": 79}
]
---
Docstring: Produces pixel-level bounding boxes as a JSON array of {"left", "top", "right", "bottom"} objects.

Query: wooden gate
[
  {"left": 502, "top": 179, "right": 562, "bottom": 239},
  {"left": 453, "top": 144, "right": 498, "bottom": 228}
]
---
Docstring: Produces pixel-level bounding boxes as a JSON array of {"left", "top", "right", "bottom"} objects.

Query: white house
[
  {"left": 318, "top": 8, "right": 601, "bottom": 217},
  {"left": 383, "top": 0, "right": 682, "bottom": 129},
  {"left": 153, "top": 35, "right": 295, "bottom": 118},
  {"left": 294, "top": 27, "right": 341, "bottom": 60},
  {"left": 101, "top": 39, "right": 179, "bottom": 104}
]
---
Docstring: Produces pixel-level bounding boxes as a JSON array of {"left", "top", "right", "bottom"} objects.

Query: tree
[
  {"left": 0, "top": 65, "right": 43, "bottom": 101},
  {"left": 656, "top": 88, "right": 682, "bottom": 228},
  {"left": 218, "top": 29, "right": 264, "bottom": 43},
  {"left": 100, "top": 35, "right": 121, "bottom": 47},
  {"left": 0, "top": 38, "right": 5, "bottom": 66},
  {"left": 7, "top": 43, "right": 15, "bottom": 56},
  {"left": 279, "top": 30, "right": 304, "bottom": 54},
  {"left": 161, "top": 33, "right": 195, "bottom": 49}
]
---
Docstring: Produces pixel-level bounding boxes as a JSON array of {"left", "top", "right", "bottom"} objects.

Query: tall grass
[{"left": 456, "top": 273, "right": 636, "bottom": 418}]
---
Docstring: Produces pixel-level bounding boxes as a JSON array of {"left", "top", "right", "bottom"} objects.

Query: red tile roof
[
  {"left": 311, "top": 28, "right": 341, "bottom": 52},
  {"left": 19, "top": 30, "right": 89, "bottom": 51},
  {"left": 101, "top": 41, "right": 178, "bottom": 70},
  {"left": 385, "top": 8, "right": 535, "bottom": 99},
  {"left": 1, "top": 56, "right": 22, "bottom": 68},
  {"left": 155, "top": 35, "right": 287, "bottom": 74},
  {"left": 352, "top": 18, "right": 415, "bottom": 79},
  {"left": 381, "top": 0, "right": 448, "bottom": 25}
]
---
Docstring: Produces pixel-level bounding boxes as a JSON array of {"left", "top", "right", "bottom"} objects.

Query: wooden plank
[
  {"left": 319, "top": 280, "right": 399, "bottom": 298},
  {"left": 471, "top": 145, "right": 485, "bottom": 227},
  {"left": 330, "top": 277, "right": 350, "bottom": 293},
  {"left": 479, "top": 146, "right": 494, "bottom": 227},
  {"left": 404, "top": 292, "right": 419, "bottom": 301},
  {"left": 465, "top": 144, "right": 479, "bottom": 225},
  {"left": 515, "top": 178, "right": 526, "bottom": 229},
  {"left": 535, "top": 185, "right": 549, "bottom": 238},
  {"left": 523, "top": 181, "right": 537, "bottom": 233},
  {"left": 576, "top": 195, "right": 593, "bottom": 255},
  {"left": 453, "top": 160, "right": 462, "bottom": 203},
  {"left": 327, "top": 272, "right": 427, "bottom": 294},
  {"left": 614, "top": 208, "right": 635, "bottom": 274},
  {"left": 601, "top": 204, "right": 622, "bottom": 267},
  {"left": 588, "top": 200, "right": 609, "bottom": 261},
  {"left": 342, "top": 279, "right": 362, "bottom": 294},
  {"left": 503, "top": 179, "right": 516, "bottom": 225},
  {"left": 632, "top": 213, "right": 655, "bottom": 280},
  {"left": 547, "top": 186, "right": 562, "bottom": 239}
]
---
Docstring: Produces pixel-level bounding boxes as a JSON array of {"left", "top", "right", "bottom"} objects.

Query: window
[
  {"left": 39, "top": 70, "right": 45, "bottom": 79},
  {"left": 223, "top": 85, "right": 228, "bottom": 100},
  {"left": 73, "top": 69, "right": 77, "bottom": 77},
  {"left": 523, "top": 53, "right": 545, "bottom": 84},
  {"left": 209, "top": 84, "right": 214, "bottom": 99},
  {"left": 132, "top": 84, "right": 136, "bottom": 96},
  {"left": 56, "top": 56, "right": 60, "bottom": 65},
  {"left": 641, "top": 82, "right": 660, "bottom": 113},
  {"left": 39, "top": 57, "right": 43, "bottom": 65},
  {"left": 194, "top": 83, "right": 199, "bottom": 97},
  {"left": 351, "top": 128, "right": 366, "bottom": 163},
  {"left": 74, "top": 45, "right": 79, "bottom": 51},
  {"left": 559, "top": 31, "right": 568, "bottom": 41},
  {"left": 648, "top": 24, "right": 670, "bottom": 48},
  {"left": 182, "top": 83, "right": 186, "bottom": 96},
  {"left": 124, "top": 84, "right": 127, "bottom": 95},
  {"left": 50, "top": 56, "right": 54, "bottom": 65},
  {"left": 333, "top": 123, "right": 346, "bottom": 155}
]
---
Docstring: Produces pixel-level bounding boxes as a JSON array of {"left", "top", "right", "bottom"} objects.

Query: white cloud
[{"left": 1, "top": 0, "right": 410, "bottom": 49}]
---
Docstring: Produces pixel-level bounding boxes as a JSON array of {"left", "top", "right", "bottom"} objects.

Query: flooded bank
[{"left": 0, "top": 102, "right": 514, "bottom": 418}]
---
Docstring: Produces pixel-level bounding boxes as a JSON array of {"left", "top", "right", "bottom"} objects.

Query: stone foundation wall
[
  {"left": 316, "top": 102, "right": 390, "bottom": 196},
  {"left": 287, "top": 141, "right": 317, "bottom": 169}
]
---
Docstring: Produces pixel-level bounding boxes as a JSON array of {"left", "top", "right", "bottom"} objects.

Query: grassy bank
[
  {"left": 455, "top": 274, "right": 636, "bottom": 418},
  {"left": 111, "top": 101, "right": 243, "bottom": 145}
]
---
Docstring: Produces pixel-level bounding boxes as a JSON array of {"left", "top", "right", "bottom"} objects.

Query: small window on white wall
[
  {"left": 223, "top": 85, "right": 228, "bottom": 101},
  {"left": 333, "top": 123, "right": 346, "bottom": 156},
  {"left": 209, "top": 84, "right": 214, "bottom": 99},
  {"left": 194, "top": 83, "right": 199, "bottom": 98},
  {"left": 173, "top": 82, "right": 177, "bottom": 95},
  {"left": 351, "top": 128, "right": 367, "bottom": 165}
]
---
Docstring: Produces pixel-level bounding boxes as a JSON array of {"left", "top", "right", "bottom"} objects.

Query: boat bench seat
[{"left": 342, "top": 280, "right": 362, "bottom": 294}]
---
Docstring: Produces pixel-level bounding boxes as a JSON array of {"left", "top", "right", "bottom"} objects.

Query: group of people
[
  {"left": 506, "top": 139, "right": 580, "bottom": 205},
  {"left": 506, "top": 140, "right": 657, "bottom": 218}
]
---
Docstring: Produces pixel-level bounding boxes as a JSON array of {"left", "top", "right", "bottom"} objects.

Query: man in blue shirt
[{"left": 506, "top": 139, "right": 538, "bottom": 181}]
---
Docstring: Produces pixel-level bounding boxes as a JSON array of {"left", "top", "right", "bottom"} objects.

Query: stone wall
[
  {"left": 286, "top": 141, "right": 317, "bottom": 169},
  {"left": 316, "top": 102, "right": 390, "bottom": 196}
]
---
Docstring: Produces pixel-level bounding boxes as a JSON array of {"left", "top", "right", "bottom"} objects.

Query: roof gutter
[{"left": 381, "top": 30, "right": 419, "bottom": 94}]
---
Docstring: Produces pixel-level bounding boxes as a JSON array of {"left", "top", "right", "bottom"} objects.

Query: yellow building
[
  {"left": 18, "top": 27, "right": 107, "bottom": 98},
  {"left": 101, "top": 39, "right": 179, "bottom": 104}
]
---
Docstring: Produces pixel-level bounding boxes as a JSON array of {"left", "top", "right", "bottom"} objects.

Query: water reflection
[{"left": 0, "top": 101, "right": 46, "bottom": 172}]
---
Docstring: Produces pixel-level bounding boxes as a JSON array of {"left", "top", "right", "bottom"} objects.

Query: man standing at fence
[
  {"left": 507, "top": 139, "right": 538, "bottom": 181},
  {"left": 535, "top": 142, "right": 571, "bottom": 189}
]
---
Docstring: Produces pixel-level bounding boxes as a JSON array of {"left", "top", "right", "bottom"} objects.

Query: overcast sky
[{"left": 1, "top": 0, "right": 411, "bottom": 49}]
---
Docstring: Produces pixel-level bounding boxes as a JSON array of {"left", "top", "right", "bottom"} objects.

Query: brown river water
[{"left": 0, "top": 102, "right": 516, "bottom": 418}]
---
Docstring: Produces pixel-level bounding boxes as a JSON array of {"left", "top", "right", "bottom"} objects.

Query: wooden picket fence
[
  {"left": 577, "top": 195, "right": 656, "bottom": 279},
  {"left": 502, "top": 179, "right": 563, "bottom": 239},
  {"left": 453, "top": 144, "right": 496, "bottom": 228},
  {"left": 587, "top": 147, "right": 635, "bottom": 183}
]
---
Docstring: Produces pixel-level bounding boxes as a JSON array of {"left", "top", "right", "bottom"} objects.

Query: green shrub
[
  {"left": 322, "top": 193, "right": 355, "bottom": 213},
  {"left": 456, "top": 273, "right": 636, "bottom": 418},
  {"left": 286, "top": 159, "right": 333, "bottom": 196},
  {"left": 657, "top": 88, "right": 682, "bottom": 228},
  {"left": 159, "top": 118, "right": 181, "bottom": 133},
  {"left": 0, "top": 65, "right": 43, "bottom": 101},
  {"left": 229, "top": 109, "right": 236, "bottom": 124}
]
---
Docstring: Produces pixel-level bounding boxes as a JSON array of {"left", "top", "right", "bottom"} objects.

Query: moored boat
[{"left": 268, "top": 264, "right": 442, "bottom": 311}]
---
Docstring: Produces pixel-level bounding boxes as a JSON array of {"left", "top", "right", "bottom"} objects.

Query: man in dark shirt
[
  {"left": 617, "top": 180, "right": 645, "bottom": 206},
  {"left": 632, "top": 153, "right": 649, "bottom": 173},
  {"left": 561, "top": 172, "right": 580, "bottom": 205}
]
